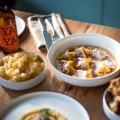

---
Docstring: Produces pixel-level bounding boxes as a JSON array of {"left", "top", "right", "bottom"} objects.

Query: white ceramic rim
[
  {"left": 15, "top": 16, "right": 25, "bottom": 36},
  {"left": 48, "top": 33, "right": 120, "bottom": 81},
  {"left": 0, "top": 52, "right": 46, "bottom": 84},
  {"left": 0, "top": 91, "right": 90, "bottom": 120}
]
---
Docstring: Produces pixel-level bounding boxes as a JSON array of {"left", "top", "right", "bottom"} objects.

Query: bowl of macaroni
[{"left": 0, "top": 52, "right": 47, "bottom": 90}]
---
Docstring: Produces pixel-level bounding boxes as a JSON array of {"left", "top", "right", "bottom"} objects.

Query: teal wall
[
  {"left": 15, "top": 0, "right": 120, "bottom": 28},
  {"left": 104, "top": 0, "right": 120, "bottom": 28}
]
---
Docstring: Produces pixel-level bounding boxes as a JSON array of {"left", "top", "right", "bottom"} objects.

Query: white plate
[
  {"left": 0, "top": 92, "right": 90, "bottom": 120},
  {"left": 15, "top": 16, "right": 25, "bottom": 36}
]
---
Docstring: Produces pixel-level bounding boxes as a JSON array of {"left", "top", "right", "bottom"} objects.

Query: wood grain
[{"left": 0, "top": 10, "right": 120, "bottom": 120}]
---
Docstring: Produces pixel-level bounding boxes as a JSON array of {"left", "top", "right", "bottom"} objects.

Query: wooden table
[{"left": 1, "top": 10, "right": 120, "bottom": 120}]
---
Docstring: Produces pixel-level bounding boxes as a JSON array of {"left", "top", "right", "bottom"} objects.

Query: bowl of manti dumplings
[
  {"left": 0, "top": 52, "right": 47, "bottom": 90},
  {"left": 48, "top": 33, "right": 120, "bottom": 87}
]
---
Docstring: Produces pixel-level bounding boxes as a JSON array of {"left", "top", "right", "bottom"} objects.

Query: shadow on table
[
  {"left": 1, "top": 69, "right": 63, "bottom": 99},
  {"left": 19, "top": 26, "right": 29, "bottom": 43}
]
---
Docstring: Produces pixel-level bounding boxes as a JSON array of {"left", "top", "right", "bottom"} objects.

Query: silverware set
[
  {"left": 45, "top": 17, "right": 60, "bottom": 43},
  {"left": 38, "top": 16, "right": 60, "bottom": 50},
  {"left": 28, "top": 13, "right": 69, "bottom": 50}
]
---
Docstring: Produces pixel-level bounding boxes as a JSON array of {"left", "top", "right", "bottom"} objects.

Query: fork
[{"left": 45, "top": 17, "right": 60, "bottom": 43}]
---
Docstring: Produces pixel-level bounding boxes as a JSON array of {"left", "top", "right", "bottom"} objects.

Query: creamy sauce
[
  {"left": 54, "top": 46, "right": 117, "bottom": 78},
  {"left": 20, "top": 108, "right": 67, "bottom": 120}
]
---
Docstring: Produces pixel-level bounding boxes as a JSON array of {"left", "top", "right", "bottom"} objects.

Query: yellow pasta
[
  {"left": 13, "top": 52, "right": 25, "bottom": 59},
  {"left": 27, "top": 52, "right": 38, "bottom": 62},
  {"left": 0, "top": 66, "right": 5, "bottom": 77},
  {"left": 12, "top": 61, "right": 19, "bottom": 68},
  {"left": 20, "top": 73, "right": 30, "bottom": 81},
  {"left": 8, "top": 56, "right": 14, "bottom": 68},
  {"left": 3, "top": 56, "right": 10, "bottom": 63},
  {"left": 6, "top": 68, "right": 14, "bottom": 77},
  {"left": 0, "top": 52, "right": 44, "bottom": 82},
  {"left": 12, "top": 75, "right": 21, "bottom": 82},
  {"left": 12, "top": 68, "right": 20, "bottom": 76}
]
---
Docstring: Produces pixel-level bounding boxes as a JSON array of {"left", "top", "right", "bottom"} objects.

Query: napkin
[{"left": 27, "top": 13, "right": 69, "bottom": 49}]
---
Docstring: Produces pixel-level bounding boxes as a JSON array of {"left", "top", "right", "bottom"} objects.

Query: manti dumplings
[
  {"left": 55, "top": 46, "right": 117, "bottom": 78},
  {"left": 0, "top": 52, "right": 44, "bottom": 82}
]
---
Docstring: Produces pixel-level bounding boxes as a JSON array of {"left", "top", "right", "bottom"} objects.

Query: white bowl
[
  {"left": 103, "top": 90, "right": 120, "bottom": 120},
  {"left": 0, "top": 53, "right": 47, "bottom": 90},
  {"left": 48, "top": 33, "right": 120, "bottom": 87}
]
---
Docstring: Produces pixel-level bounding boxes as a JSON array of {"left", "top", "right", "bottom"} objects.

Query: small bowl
[
  {"left": 48, "top": 33, "right": 120, "bottom": 87},
  {"left": 103, "top": 89, "right": 120, "bottom": 120},
  {"left": 0, "top": 52, "right": 47, "bottom": 90}
]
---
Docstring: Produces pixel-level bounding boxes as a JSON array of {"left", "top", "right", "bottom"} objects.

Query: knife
[{"left": 38, "top": 17, "right": 52, "bottom": 50}]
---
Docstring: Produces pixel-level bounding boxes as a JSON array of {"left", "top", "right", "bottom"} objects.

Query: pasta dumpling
[
  {"left": 0, "top": 52, "right": 44, "bottom": 82},
  {"left": 55, "top": 45, "right": 117, "bottom": 78}
]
